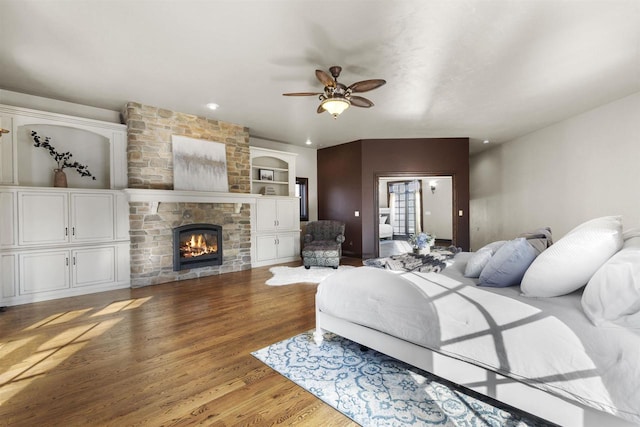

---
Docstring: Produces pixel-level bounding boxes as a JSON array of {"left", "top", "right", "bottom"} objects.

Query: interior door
[{"left": 377, "top": 175, "right": 454, "bottom": 257}]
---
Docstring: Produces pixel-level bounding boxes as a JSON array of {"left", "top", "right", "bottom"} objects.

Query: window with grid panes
[{"left": 388, "top": 180, "right": 421, "bottom": 237}]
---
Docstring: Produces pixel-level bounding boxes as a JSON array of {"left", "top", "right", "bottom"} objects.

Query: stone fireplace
[{"left": 123, "top": 102, "right": 253, "bottom": 287}]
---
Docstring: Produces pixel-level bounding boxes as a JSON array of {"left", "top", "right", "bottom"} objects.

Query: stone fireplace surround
[{"left": 123, "top": 102, "right": 254, "bottom": 287}]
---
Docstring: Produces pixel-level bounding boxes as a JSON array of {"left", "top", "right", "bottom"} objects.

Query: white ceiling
[{"left": 1, "top": 0, "right": 639, "bottom": 153}]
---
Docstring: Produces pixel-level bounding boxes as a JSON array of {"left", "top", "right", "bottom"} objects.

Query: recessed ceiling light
[
  {"left": 206, "top": 103, "right": 219, "bottom": 110},
  {"left": 305, "top": 139, "right": 312, "bottom": 145},
  {"left": 483, "top": 139, "right": 490, "bottom": 144}
]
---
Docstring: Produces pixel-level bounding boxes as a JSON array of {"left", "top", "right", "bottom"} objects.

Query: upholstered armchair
[{"left": 302, "top": 220, "right": 346, "bottom": 269}]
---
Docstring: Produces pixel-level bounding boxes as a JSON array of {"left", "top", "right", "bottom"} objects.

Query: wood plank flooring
[{"left": 0, "top": 259, "right": 362, "bottom": 426}]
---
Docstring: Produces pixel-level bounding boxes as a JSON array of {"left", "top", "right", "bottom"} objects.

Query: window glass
[{"left": 296, "top": 177, "right": 309, "bottom": 221}]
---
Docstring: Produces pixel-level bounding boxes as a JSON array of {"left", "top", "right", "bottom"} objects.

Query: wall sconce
[
  {"left": 429, "top": 180, "right": 438, "bottom": 194},
  {"left": 0, "top": 128, "right": 9, "bottom": 138}
]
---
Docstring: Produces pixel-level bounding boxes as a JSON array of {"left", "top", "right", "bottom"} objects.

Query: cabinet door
[
  {"left": 19, "top": 250, "right": 70, "bottom": 294},
  {"left": 71, "top": 193, "right": 114, "bottom": 242},
  {"left": 276, "top": 198, "right": 299, "bottom": 231},
  {"left": 0, "top": 191, "right": 16, "bottom": 248},
  {"left": 18, "top": 192, "right": 69, "bottom": 245},
  {"left": 1, "top": 254, "right": 17, "bottom": 299},
  {"left": 276, "top": 233, "right": 296, "bottom": 259},
  {"left": 255, "top": 234, "right": 278, "bottom": 262},
  {"left": 256, "top": 198, "right": 278, "bottom": 232},
  {"left": 72, "top": 246, "right": 115, "bottom": 287}
]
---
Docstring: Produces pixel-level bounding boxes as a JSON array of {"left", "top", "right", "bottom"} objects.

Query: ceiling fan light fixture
[{"left": 321, "top": 97, "right": 350, "bottom": 118}]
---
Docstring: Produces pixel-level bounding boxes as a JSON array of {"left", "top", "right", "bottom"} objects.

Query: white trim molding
[{"left": 123, "top": 189, "right": 259, "bottom": 214}]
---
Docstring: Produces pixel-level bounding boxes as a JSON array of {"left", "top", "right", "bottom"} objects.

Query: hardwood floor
[{"left": 0, "top": 259, "right": 363, "bottom": 426}]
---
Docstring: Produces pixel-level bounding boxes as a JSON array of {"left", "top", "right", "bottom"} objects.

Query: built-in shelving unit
[
  {"left": 249, "top": 147, "right": 300, "bottom": 266},
  {"left": 0, "top": 104, "right": 130, "bottom": 306},
  {"left": 250, "top": 147, "right": 297, "bottom": 197}
]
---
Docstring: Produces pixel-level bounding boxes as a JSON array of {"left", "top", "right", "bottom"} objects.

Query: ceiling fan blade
[
  {"left": 283, "top": 92, "right": 323, "bottom": 96},
  {"left": 349, "top": 96, "right": 374, "bottom": 108},
  {"left": 316, "top": 69, "right": 336, "bottom": 87},
  {"left": 348, "top": 79, "right": 386, "bottom": 93}
]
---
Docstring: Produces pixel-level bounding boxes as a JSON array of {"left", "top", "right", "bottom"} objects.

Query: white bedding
[
  {"left": 379, "top": 223, "right": 393, "bottom": 239},
  {"left": 316, "top": 253, "right": 640, "bottom": 424}
]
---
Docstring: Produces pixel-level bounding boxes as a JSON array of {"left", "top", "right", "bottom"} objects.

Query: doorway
[{"left": 377, "top": 175, "right": 454, "bottom": 257}]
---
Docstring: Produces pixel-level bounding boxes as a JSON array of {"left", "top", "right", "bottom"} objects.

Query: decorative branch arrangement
[{"left": 31, "top": 131, "right": 96, "bottom": 180}]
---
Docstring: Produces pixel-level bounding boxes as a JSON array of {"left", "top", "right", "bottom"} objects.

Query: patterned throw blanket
[{"left": 363, "top": 246, "right": 461, "bottom": 273}]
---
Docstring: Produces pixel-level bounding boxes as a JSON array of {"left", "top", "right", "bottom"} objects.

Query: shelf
[
  {"left": 252, "top": 180, "right": 288, "bottom": 185},
  {"left": 252, "top": 165, "right": 288, "bottom": 172}
]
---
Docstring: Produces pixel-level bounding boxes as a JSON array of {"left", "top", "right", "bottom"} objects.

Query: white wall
[
  {"left": 470, "top": 91, "right": 640, "bottom": 250},
  {"left": 249, "top": 137, "right": 318, "bottom": 222},
  {"left": 423, "top": 177, "right": 453, "bottom": 240},
  {"left": 0, "top": 89, "right": 122, "bottom": 123}
]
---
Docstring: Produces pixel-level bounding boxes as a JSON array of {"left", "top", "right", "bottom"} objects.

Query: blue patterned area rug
[{"left": 252, "top": 331, "right": 556, "bottom": 427}]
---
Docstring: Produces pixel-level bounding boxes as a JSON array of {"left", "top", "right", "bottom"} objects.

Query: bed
[
  {"left": 379, "top": 223, "right": 393, "bottom": 239},
  {"left": 379, "top": 208, "right": 393, "bottom": 239},
  {"left": 314, "top": 250, "right": 640, "bottom": 427}
]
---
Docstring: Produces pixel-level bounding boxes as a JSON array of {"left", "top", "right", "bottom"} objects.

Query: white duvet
[{"left": 316, "top": 253, "right": 640, "bottom": 424}]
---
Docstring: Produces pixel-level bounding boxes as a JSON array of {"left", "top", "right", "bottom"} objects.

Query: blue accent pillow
[
  {"left": 463, "top": 240, "right": 507, "bottom": 278},
  {"left": 478, "top": 238, "right": 538, "bottom": 288}
]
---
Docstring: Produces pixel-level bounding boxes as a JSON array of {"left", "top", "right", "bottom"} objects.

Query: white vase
[{"left": 413, "top": 247, "right": 430, "bottom": 255}]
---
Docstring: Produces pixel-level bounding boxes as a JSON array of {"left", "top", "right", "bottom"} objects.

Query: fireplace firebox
[{"left": 173, "top": 223, "right": 223, "bottom": 271}]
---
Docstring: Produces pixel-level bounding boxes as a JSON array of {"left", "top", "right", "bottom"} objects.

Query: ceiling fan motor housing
[{"left": 329, "top": 66, "right": 342, "bottom": 79}]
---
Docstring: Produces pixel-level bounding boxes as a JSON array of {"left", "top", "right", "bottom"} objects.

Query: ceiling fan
[{"left": 283, "top": 66, "right": 386, "bottom": 118}]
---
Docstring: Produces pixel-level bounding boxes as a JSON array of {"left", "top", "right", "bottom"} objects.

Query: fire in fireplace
[{"left": 173, "top": 223, "right": 223, "bottom": 271}]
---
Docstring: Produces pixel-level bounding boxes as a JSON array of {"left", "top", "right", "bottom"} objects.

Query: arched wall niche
[
  {"left": 0, "top": 104, "right": 128, "bottom": 189},
  {"left": 18, "top": 124, "right": 110, "bottom": 189}
]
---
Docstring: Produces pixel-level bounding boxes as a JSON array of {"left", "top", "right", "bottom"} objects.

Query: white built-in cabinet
[
  {"left": 250, "top": 147, "right": 301, "bottom": 267},
  {"left": 18, "top": 191, "right": 115, "bottom": 245},
  {"left": 253, "top": 197, "right": 300, "bottom": 266},
  {"left": 0, "top": 188, "right": 130, "bottom": 305},
  {"left": 0, "top": 104, "right": 130, "bottom": 306}
]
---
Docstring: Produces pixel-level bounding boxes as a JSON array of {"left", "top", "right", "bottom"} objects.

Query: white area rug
[{"left": 266, "top": 265, "right": 355, "bottom": 286}]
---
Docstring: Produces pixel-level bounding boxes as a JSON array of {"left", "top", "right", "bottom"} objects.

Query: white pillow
[
  {"left": 521, "top": 216, "right": 623, "bottom": 297},
  {"left": 463, "top": 240, "right": 506, "bottom": 278},
  {"left": 582, "top": 236, "right": 640, "bottom": 328}
]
